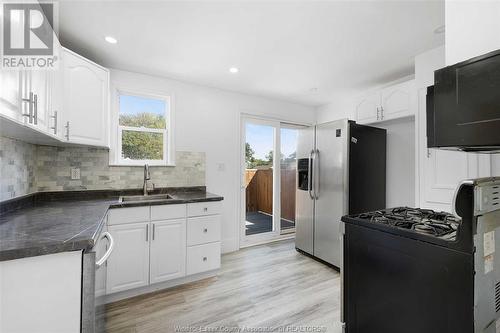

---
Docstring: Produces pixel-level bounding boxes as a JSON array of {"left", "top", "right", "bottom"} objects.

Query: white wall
[
  {"left": 376, "top": 117, "right": 415, "bottom": 207},
  {"left": 445, "top": 0, "right": 500, "bottom": 176},
  {"left": 315, "top": 94, "right": 356, "bottom": 124},
  {"left": 445, "top": 0, "right": 500, "bottom": 66},
  {"left": 109, "top": 69, "right": 315, "bottom": 253}
]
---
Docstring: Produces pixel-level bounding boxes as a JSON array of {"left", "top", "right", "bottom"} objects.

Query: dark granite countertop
[{"left": 0, "top": 187, "right": 223, "bottom": 262}]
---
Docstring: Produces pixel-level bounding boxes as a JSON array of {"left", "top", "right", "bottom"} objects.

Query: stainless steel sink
[{"left": 119, "top": 193, "right": 174, "bottom": 203}]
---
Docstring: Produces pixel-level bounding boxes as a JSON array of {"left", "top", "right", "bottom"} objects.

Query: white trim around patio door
[{"left": 240, "top": 115, "right": 299, "bottom": 248}]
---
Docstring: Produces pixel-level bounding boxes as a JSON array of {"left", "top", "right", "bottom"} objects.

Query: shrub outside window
[{"left": 117, "top": 92, "right": 171, "bottom": 165}]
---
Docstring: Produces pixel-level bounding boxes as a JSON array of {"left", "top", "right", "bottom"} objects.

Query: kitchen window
[{"left": 114, "top": 91, "right": 173, "bottom": 166}]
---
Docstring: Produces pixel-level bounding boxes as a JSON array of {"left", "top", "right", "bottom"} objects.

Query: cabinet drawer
[
  {"left": 187, "top": 201, "right": 221, "bottom": 217},
  {"left": 186, "top": 242, "right": 221, "bottom": 275},
  {"left": 187, "top": 215, "right": 221, "bottom": 246},
  {"left": 108, "top": 206, "right": 150, "bottom": 225},
  {"left": 151, "top": 204, "right": 186, "bottom": 221}
]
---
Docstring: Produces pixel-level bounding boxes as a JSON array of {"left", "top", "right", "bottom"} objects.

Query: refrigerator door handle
[
  {"left": 314, "top": 149, "right": 320, "bottom": 199},
  {"left": 308, "top": 149, "right": 314, "bottom": 199}
]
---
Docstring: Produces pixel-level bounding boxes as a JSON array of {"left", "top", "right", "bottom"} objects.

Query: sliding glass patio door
[{"left": 240, "top": 117, "right": 300, "bottom": 246}]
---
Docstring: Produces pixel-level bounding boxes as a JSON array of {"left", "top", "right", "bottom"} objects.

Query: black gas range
[
  {"left": 340, "top": 178, "right": 500, "bottom": 333},
  {"left": 353, "top": 207, "right": 467, "bottom": 248}
]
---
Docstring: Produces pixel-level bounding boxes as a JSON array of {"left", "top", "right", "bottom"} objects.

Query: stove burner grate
[{"left": 357, "top": 207, "right": 461, "bottom": 240}]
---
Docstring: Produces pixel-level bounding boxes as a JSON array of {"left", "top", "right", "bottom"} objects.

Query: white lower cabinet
[
  {"left": 187, "top": 242, "right": 221, "bottom": 275},
  {"left": 105, "top": 202, "right": 222, "bottom": 297},
  {"left": 106, "top": 222, "right": 150, "bottom": 294},
  {"left": 150, "top": 219, "right": 186, "bottom": 284},
  {"left": 187, "top": 215, "right": 221, "bottom": 246}
]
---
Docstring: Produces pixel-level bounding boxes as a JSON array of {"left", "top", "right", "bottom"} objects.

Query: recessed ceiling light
[
  {"left": 434, "top": 25, "right": 445, "bottom": 34},
  {"left": 229, "top": 67, "right": 239, "bottom": 73},
  {"left": 105, "top": 36, "right": 118, "bottom": 44}
]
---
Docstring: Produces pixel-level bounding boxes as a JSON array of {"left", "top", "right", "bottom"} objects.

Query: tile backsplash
[
  {"left": 0, "top": 136, "right": 205, "bottom": 200},
  {"left": 0, "top": 137, "right": 37, "bottom": 201}
]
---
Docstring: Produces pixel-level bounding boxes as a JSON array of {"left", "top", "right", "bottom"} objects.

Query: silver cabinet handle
[
  {"left": 376, "top": 107, "right": 380, "bottom": 120},
  {"left": 203, "top": 228, "right": 208, "bottom": 233},
  {"left": 33, "top": 94, "right": 38, "bottom": 125},
  {"left": 380, "top": 106, "right": 384, "bottom": 120},
  {"left": 21, "top": 92, "right": 34, "bottom": 123},
  {"left": 308, "top": 149, "right": 314, "bottom": 200},
  {"left": 203, "top": 207, "right": 208, "bottom": 212},
  {"left": 96, "top": 232, "right": 114, "bottom": 268},
  {"left": 146, "top": 224, "right": 149, "bottom": 242},
  {"left": 50, "top": 111, "right": 58, "bottom": 134},
  {"left": 152, "top": 223, "right": 155, "bottom": 240},
  {"left": 203, "top": 257, "right": 207, "bottom": 262},
  {"left": 65, "top": 121, "right": 70, "bottom": 140}
]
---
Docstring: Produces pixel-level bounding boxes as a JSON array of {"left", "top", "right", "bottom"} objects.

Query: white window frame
[{"left": 112, "top": 89, "right": 175, "bottom": 166}]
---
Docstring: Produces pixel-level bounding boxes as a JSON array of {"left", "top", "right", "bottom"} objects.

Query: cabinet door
[
  {"left": 150, "top": 219, "right": 186, "bottom": 284},
  {"left": 46, "top": 68, "right": 64, "bottom": 138},
  {"left": 381, "top": 80, "right": 414, "bottom": 121},
  {"left": 355, "top": 91, "right": 380, "bottom": 124},
  {"left": 62, "top": 49, "right": 109, "bottom": 147},
  {"left": 106, "top": 222, "right": 150, "bottom": 294},
  {"left": 0, "top": 69, "right": 22, "bottom": 121},
  {"left": 28, "top": 70, "right": 50, "bottom": 131}
]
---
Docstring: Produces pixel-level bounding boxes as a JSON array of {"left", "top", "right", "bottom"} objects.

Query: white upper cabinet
[
  {"left": 150, "top": 219, "right": 186, "bottom": 284},
  {"left": 355, "top": 91, "right": 381, "bottom": 124},
  {"left": 380, "top": 80, "right": 414, "bottom": 121},
  {"left": 0, "top": 69, "right": 22, "bottom": 121},
  {"left": 0, "top": 45, "right": 109, "bottom": 147},
  {"left": 61, "top": 48, "right": 109, "bottom": 147},
  {"left": 355, "top": 79, "right": 415, "bottom": 124},
  {"left": 27, "top": 70, "right": 50, "bottom": 131}
]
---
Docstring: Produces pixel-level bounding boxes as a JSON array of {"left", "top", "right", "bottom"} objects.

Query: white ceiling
[{"left": 58, "top": 1, "right": 444, "bottom": 107}]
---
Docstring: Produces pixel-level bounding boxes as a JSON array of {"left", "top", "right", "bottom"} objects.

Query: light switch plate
[{"left": 71, "top": 168, "right": 81, "bottom": 180}]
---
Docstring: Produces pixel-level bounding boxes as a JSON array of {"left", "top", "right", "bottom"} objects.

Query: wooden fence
[{"left": 245, "top": 167, "right": 296, "bottom": 222}]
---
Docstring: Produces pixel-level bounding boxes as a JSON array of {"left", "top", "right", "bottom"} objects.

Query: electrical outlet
[{"left": 70, "top": 168, "right": 81, "bottom": 180}]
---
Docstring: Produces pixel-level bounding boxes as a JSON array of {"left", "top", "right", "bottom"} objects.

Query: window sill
[{"left": 109, "top": 162, "right": 176, "bottom": 167}]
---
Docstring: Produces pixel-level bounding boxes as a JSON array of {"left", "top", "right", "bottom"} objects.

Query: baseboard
[
  {"left": 222, "top": 237, "right": 239, "bottom": 253},
  {"left": 104, "top": 270, "right": 219, "bottom": 304}
]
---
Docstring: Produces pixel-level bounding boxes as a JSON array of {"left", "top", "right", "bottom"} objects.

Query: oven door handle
[{"left": 96, "top": 232, "right": 114, "bottom": 268}]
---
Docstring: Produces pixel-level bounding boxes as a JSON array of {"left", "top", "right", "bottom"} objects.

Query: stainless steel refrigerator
[{"left": 295, "top": 119, "right": 386, "bottom": 268}]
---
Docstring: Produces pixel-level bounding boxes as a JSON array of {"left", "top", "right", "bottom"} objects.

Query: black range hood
[{"left": 427, "top": 49, "right": 500, "bottom": 152}]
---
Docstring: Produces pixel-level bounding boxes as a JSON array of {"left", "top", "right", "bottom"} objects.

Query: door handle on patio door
[
  {"left": 308, "top": 149, "right": 314, "bottom": 200},
  {"left": 314, "top": 149, "right": 320, "bottom": 199}
]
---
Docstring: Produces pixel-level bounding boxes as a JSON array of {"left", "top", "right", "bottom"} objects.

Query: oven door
[{"left": 82, "top": 230, "right": 114, "bottom": 333}]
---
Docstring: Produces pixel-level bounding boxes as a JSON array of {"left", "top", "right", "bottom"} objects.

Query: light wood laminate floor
[{"left": 105, "top": 239, "right": 342, "bottom": 333}]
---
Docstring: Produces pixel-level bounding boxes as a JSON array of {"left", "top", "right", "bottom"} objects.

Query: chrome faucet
[{"left": 143, "top": 164, "right": 150, "bottom": 196}]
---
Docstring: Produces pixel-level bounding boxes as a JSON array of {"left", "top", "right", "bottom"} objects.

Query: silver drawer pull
[
  {"left": 203, "top": 207, "right": 208, "bottom": 212},
  {"left": 203, "top": 257, "right": 207, "bottom": 262},
  {"left": 203, "top": 228, "right": 208, "bottom": 233}
]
